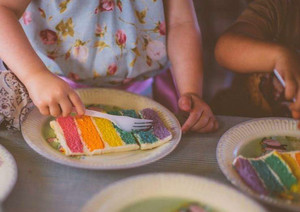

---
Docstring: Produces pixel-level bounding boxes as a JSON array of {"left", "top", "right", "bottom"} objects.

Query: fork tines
[
  {"left": 132, "top": 120, "right": 153, "bottom": 130},
  {"left": 135, "top": 120, "right": 153, "bottom": 123}
]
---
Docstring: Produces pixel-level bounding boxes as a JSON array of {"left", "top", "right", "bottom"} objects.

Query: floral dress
[
  {"left": 21, "top": 0, "right": 168, "bottom": 85},
  {"left": 0, "top": 0, "right": 169, "bottom": 130}
]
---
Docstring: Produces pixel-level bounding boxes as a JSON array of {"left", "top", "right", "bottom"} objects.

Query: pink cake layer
[{"left": 57, "top": 116, "right": 83, "bottom": 153}]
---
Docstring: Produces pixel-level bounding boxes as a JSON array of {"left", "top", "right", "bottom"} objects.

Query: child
[
  {"left": 0, "top": 0, "right": 218, "bottom": 133},
  {"left": 214, "top": 0, "right": 300, "bottom": 118}
]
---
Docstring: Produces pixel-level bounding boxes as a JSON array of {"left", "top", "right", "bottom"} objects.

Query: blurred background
[{"left": 193, "top": 0, "right": 249, "bottom": 102}]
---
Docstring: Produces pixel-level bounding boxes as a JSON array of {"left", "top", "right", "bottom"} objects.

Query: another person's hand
[
  {"left": 24, "top": 70, "right": 85, "bottom": 117},
  {"left": 275, "top": 49, "right": 300, "bottom": 118},
  {"left": 178, "top": 93, "right": 218, "bottom": 133},
  {"left": 292, "top": 111, "right": 300, "bottom": 129}
]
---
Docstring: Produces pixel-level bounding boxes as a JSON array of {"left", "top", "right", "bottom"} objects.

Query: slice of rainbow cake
[
  {"left": 49, "top": 108, "right": 172, "bottom": 156},
  {"left": 233, "top": 151, "right": 300, "bottom": 200}
]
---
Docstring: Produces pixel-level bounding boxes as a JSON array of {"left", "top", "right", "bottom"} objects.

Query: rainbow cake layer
[
  {"left": 50, "top": 108, "right": 172, "bottom": 156},
  {"left": 233, "top": 151, "right": 300, "bottom": 199}
]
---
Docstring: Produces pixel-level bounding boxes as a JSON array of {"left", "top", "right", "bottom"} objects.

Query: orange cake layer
[
  {"left": 296, "top": 153, "right": 300, "bottom": 166},
  {"left": 75, "top": 116, "right": 104, "bottom": 151}
]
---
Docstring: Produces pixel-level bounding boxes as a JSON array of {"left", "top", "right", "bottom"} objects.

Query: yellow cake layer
[
  {"left": 280, "top": 152, "right": 300, "bottom": 193},
  {"left": 92, "top": 117, "right": 123, "bottom": 147}
]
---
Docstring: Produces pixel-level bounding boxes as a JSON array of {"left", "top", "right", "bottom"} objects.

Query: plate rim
[
  {"left": 0, "top": 144, "right": 18, "bottom": 202},
  {"left": 216, "top": 117, "right": 300, "bottom": 211},
  {"left": 21, "top": 88, "right": 182, "bottom": 170},
  {"left": 81, "top": 172, "right": 267, "bottom": 212}
]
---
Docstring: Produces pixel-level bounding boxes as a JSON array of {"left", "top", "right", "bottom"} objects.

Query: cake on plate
[
  {"left": 49, "top": 108, "right": 172, "bottom": 156},
  {"left": 233, "top": 150, "right": 300, "bottom": 200}
]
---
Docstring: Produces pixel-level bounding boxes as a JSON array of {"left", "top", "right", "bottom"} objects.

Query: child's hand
[
  {"left": 178, "top": 93, "right": 218, "bottom": 133},
  {"left": 24, "top": 71, "right": 85, "bottom": 117},
  {"left": 292, "top": 111, "right": 300, "bottom": 119},
  {"left": 275, "top": 49, "right": 300, "bottom": 118}
]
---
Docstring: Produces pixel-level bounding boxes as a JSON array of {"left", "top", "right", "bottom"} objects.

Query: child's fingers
[
  {"left": 290, "top": 89, "right": 300, "bottom": 112},
  {"left": 295, "top": 87, "right": 300, "bottom": 108},
  {"left": 69, "top": 92, "right": 85, "bottom": 115},
  {"left": 190, "top": 113, "right": 210, "bottom": 131},
  {"left": 213, "top": 120, "right": 219, "bottom": 130},
  {"left": 59, "top": 98, "right": 73, "bottom": 117},
  {"left": 181, "top": 109, "right": 204, "bottom": 133},
  {"left": 285, "top": 77, "right": 297, "bottom": 100},
  {"left": 178, "top": 95, "right": 192, "bottom": 112},
  {"left": 49, "top": 103, "right": 62, "bottom": 117},
  {"left": 38, "top": 105, "right": 50, "bottom": 116},
  {"left": 195, "top": 117, "right": 215, "bottom": 133},
  {"left": 291, "top": 110, "right": 300, "bottom": 119}
]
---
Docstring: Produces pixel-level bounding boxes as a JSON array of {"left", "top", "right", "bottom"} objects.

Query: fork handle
[
  {"left": 274, "top": 69, "right": 286, "bottom": 87},
  {"left": 273, "top": 69, "right": 296, "bottom": 102},
  {"left": 84, "top": 109, "right": 116, "bottom": 121}
]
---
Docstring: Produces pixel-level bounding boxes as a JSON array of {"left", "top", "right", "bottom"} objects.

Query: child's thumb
[
  {"left": 178, "top": 95, "right": 192, "bottom": 112},
  {"left": 292, "top": 110, "right": 300, "bottom": 119}
]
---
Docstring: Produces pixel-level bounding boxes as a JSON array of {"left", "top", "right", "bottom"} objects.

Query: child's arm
[
  {"left": 0, "top": 0, "right": 85, "bottom": 117},
  {"left": 164, "top": 0, "right": 218, "bottom": 133},
  {"left": 215, "top": 22, "right": 300, "bottom": 117}
]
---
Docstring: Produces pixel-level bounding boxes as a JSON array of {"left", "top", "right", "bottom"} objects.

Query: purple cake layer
[
  {"left": 233, "top": 156, "right": 267, "bottom": 195},
  {"left": 140, "top": 108, "right": 171, "bottom": 140}
]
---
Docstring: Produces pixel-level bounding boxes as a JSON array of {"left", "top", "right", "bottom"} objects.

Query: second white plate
[
  {"left": 0, "top": 144, "right": 17, "bottom": 202},
  {"left": 21, "top": 88, "right": 182, "bottom": 170},
  {"left": 217, "top": 118, "right": 300, "bottom": 211},
  {"left": 82, "top": 173, "right": 266, "bottom": 212}
]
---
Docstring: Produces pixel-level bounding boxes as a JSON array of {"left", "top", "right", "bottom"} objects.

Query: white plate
[
  {"left": 0, "top": 144, "right": 17, "bottom": 202},
  {"left": 81, "top": 173, "right": 266, "bottom": 212},
  {"left": 21, "top": 88, "right": 181, "bottom": 170},
  {"left": 217, "top": 118, "right": 300, "bottom": 211}
]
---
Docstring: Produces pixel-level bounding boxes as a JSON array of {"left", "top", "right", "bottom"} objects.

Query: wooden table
[{"left": 0, "top": 116, "right": 286, "bottom": 212}]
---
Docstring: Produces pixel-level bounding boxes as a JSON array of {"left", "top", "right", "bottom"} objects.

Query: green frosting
[
  {"left": 119, "top": 109, "right": 159, "bottom": 144},
  {"left": 87, "top": 104, "right": 121, "bottom": 111},
  {"left": 115, "top": 126, "right": 137, "bottom": 145},
  {"left": 108, "top": 109, "right": 159, "bottom": 145},
  {"left": 108, "top": 110, "right": 122, "bottom": 116},
  {"left": 265, "top": 154, "right": 298, "bottom": 190},
  {"left": 251, "top": 160, "right": 284, "bottom": 194},
  {"left": 108, "top": 111, "right": 137, "bottom": 145},
  {"left": 121, "top": 109, "right": 139, "bottom": 118},
  {"left": 135, "top": 130, "right": 158, "bottom": 144}
]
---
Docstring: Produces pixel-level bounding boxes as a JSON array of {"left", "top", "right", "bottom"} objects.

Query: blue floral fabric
[{"left": 21, "top": 0, "right": 169, "bottom": 86}]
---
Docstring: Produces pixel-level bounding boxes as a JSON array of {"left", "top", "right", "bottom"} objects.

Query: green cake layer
[
  {"left": 264, "top": 152, "right": 297, "bottom": 190},
  {"left": 250, "top": 159, "right": 285, "bottom": 194}
]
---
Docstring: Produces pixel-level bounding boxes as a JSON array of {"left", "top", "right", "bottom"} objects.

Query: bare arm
[
  {"left": 164, "top": 0, "right": 218, "bottom": 133},
  {"left": 215, "top": 22, "right": 300, "bottom": 116},
  {"left": 0, "top": 0, "right": 47, "bottom": 82},
  {"left": 0, "top": 0, "right": 85, "bottom": 117},
  {"left": 164, "top": 0, "right": 203, "bottom": 97},
  {"left": 215, "top": 22, "right": 286, "bottom": 73}
]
